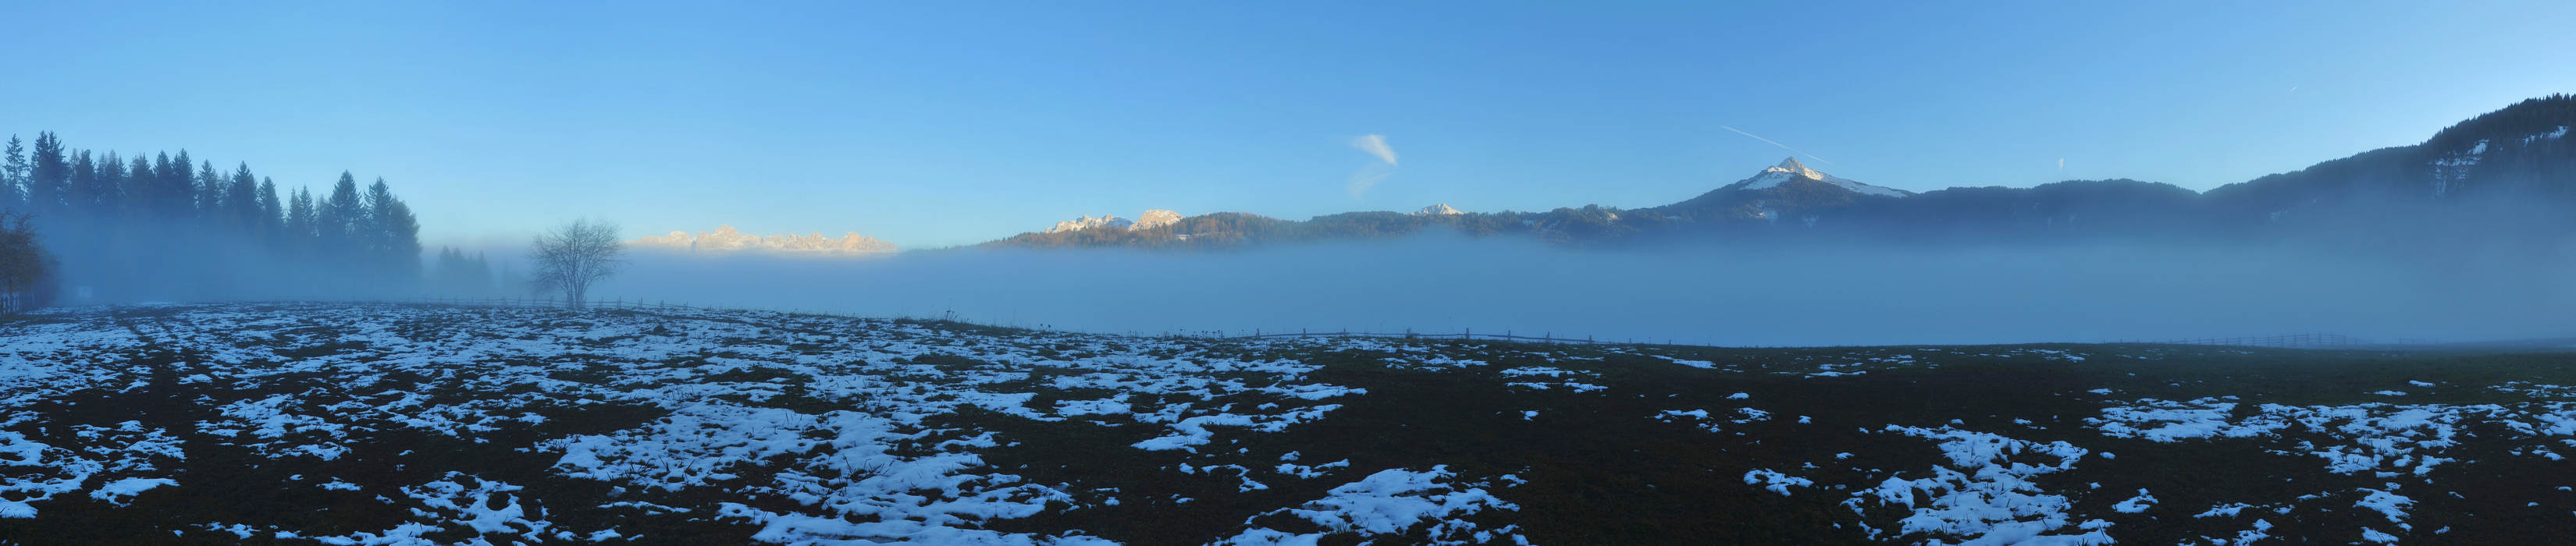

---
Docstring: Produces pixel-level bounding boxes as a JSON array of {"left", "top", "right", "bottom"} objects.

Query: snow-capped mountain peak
[
  {"left": 1724, "top": 157, "right": 1911, "bottom": 197},
  {"left": 1134, "top": 210, "right": 1184, "bottom": 229},
  {"left": 628, "top": 225, "right": 898, "bottom": 255},
  {"left": 1413, "top": 204, "right": 1464, "bottom": 216},
  {"left": 1046, "top": 210, "right": 1185, "bottom": 233},
  {"left": 1770, "top": 158, "right": 1822, "bottom": 179},
  {"left": 1047, "top": 215, "right": 1133, "bottom": 233}
]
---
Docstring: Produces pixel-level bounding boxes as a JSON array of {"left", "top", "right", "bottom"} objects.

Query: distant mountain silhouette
[{"left": 980, "top": 94, "right": 2576, "bottom": 250}]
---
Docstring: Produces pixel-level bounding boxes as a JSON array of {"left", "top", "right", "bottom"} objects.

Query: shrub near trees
[{"left": 0, "top": 132, "right": 428, "bottom": 303}]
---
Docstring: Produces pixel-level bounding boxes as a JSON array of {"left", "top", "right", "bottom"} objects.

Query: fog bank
[{"left": 585, "top": 236, "right": 2576, "bottom": 347}]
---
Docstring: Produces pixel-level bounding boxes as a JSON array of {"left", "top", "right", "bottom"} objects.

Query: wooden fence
[
  {"left": 370, "top": 296, "right": 873, "bottom": 320},
  {"left": 1229, "top": 328, "right": 1620, "bottom": 346},
  {"left": 2125, "top": 332, "right": 2433, "bottom": 349}
]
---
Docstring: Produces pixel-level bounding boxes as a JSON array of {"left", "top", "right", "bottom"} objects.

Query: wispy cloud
[
  {"left": 1350, "top": 134, "right": 1397, "bottom": 165},
  {"left": 1347, "top": 162, "right": 1396, "bottom": 199},
  {"left": 1347, "top": 134, "right": 1398, "bottom": 199},
  {"left": 1719, "top": 125, "right": 1835, "bottom": 166}
]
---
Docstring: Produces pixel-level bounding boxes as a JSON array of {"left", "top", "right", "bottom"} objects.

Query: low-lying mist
[{"left": 580, "top": 234, "right": 2576, "bottom": 347}]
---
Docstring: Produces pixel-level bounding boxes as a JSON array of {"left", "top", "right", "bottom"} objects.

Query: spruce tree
[
  {"left": 317, "top": 172, "right": 363, "bottom": 259},
  {"left": 256, "top": 177, "right": 283, "bottom": 241},
  {"left": 124, "top": 155, "right": 153, "bottom": 218},
  {"left": 358, "top": 179, "right": 386, "bottom": 257},
  {"left": 27, "top": 133, "right": 66, "bottom": 214},
  {"left": 155, "top": 151, "right": 183, "bottom": 218},
  {"left": 194, "top": 160, "right": 221, "bottom": 220},
  {"left": 1, "top": 136, "right": 24, "bottom": 211},
  {"left": 364, "top": 178, "right": 421, "bottom": 276},
  {"left": 285, "top": 187, "right": 316, "bottom": 244},
  {"left": 226, "top": 164, "right": 258, "bottom": 231},
  {"left": 69, "top": 151, "right": 109, "bottom": 215},
  {"left": 66, "top": 151, "right": 91, "bottom": 214}
]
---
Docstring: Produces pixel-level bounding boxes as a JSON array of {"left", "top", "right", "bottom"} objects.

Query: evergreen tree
[
  {"left": 97, "top": 153, "right": 129, "bottom": 216},
  {"left": 176, "top": 154, "right": 203, "bottom": 218},
  {"left": 433, "top": 246, "right": 491, "bottom": 294},
  {"left": 317, "top": 172, "right": 363, "bottom": 258},
  {"left": 1, "top": 136, "right": 25, "bottom": 211},
  {"left": 194, "top": 160, "right": 221, "bottom": 220},
  {"left": 67, "top": 151, "right": 105, "bottom": 214},
  {"left": 432, "top": 247, "right": 496, "bottom": 296},
  {"left": 124, "top": 155, "right": 154, "bottom": 218},
  {"left": 363, "top": 177, "right": 421, "bottom": 275},
  {"left": 226, "top": 164, "right": 258, "bottom": 231},
  {"left": 472, "top": 251, "right": 493, "bottom": 292},
  {"left": 256, "top": 177, "right": 283, "bottom": 240},
  {"left": 356, "top": 179, "right": 385, "bottom": 256},
  {"left": 285, "top": 187, "right": 316, "bottom": 244},
  {"left": 25, "top": 133, "right": 66, "bottom": 213},
  {"left": 64, "top": 151, "right": 90, "bottom": 214},
  {"left": 156, "top": 151, "right": 184, "bottom": 218}
]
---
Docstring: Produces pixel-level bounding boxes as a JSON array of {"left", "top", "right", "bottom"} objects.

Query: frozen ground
[{"left": 5, "top": 303, "right": 2576, "bottom": 544}]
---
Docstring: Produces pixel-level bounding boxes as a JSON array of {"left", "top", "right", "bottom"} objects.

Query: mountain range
[
  {"left": 642, "top": 95, "right": 2576, "bottom": 254},
  {"left": 629, "top": 225, "right": 898, "bottom": 255},
  {"left": 983, "top": 94, "right": 2576, "bottom": 250}
]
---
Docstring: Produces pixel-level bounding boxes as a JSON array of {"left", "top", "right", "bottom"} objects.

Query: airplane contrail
[{"left": 1720, "top": 125, "right": 1837, "bottom": 166}]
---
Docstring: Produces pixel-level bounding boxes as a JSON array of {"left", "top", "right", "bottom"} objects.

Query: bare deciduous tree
[
  {"left": 528, "top": 218, "right": 622, "bottom": 310},
  {"left": 0, "top": 211, "right": 59, "bottom": 314}
]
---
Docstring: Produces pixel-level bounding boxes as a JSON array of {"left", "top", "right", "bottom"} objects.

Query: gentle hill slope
[{"left": 7, "top": 303, "right": 2576, "bottom": 543}]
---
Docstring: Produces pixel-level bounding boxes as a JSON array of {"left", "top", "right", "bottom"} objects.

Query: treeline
[{"left": 0, "top": 132, "right": 436, "bottom": 303}]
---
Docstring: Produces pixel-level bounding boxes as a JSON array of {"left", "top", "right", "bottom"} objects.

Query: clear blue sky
[{"left": 3, "top": 1, "right": 2572, "bottom": 249}]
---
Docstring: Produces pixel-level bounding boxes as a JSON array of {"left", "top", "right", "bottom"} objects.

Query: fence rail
[
  {"left": 394, "top": 296, "right": 705, "bottom": 312},
  {"left": 358, "top": 296, "right": 877, "bottom": 320},
  {"left": 1229, "top": 328, "right": 1614, "bottom": 346},
  {"left": 2122, "top": 333, "right": 2435, "bottom": 349}
]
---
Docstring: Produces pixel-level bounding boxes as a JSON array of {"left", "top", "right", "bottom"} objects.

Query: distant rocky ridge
[
  {"left": 1046, "top": 210, "right": 1183, "bottom": 233},
  {"left": 629, "top": 225, "right": 897, "bottom": 255},
  {"left": 1136, "top": 209, "right": 1183, "bottom": 229}
]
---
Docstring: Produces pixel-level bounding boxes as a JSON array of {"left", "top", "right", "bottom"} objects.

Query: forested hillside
[{"left": 0, "top": 132, "right": 431, "bottom": 303}]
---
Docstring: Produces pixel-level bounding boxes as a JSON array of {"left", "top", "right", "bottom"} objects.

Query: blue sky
[{"left": 3, "top": 1, "right": 2573, "bottom": 249}]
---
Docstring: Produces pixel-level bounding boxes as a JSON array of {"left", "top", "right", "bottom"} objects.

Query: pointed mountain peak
[
  {"left": 1723, "top": 158, "right": 1912, "bottom": 197},
  {"left": 1765, "top": 157, "right": 1827, "bottom": 180}
]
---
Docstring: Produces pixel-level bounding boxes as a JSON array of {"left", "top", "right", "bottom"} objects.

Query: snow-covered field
[{"left": 5, "top": 303, "right": 2576, "bottom": 544}]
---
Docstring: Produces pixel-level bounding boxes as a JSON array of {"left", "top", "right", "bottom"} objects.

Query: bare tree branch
[{"left": 528, "top": 218, "right": 622, "bottom": 310}]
